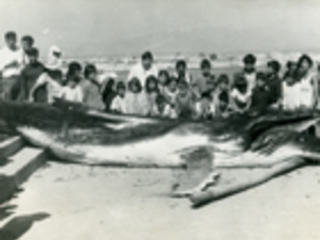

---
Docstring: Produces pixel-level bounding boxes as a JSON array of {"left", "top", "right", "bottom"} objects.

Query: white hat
[{"left": 50, "top": 45, "right": 62, "bottom": 54}]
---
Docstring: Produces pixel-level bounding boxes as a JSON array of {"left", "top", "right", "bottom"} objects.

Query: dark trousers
[{"left": 0, "top": 76, "right": 20, "bottom": 101}]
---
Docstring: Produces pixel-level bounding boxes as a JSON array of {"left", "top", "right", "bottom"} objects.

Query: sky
[{"left": 0, "top": 0, "right": 320, "bottom": 58}]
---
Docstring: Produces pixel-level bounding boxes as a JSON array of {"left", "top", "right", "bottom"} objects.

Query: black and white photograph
[{"left": 0, "top": 0, "right": 320, "bottom": 239}]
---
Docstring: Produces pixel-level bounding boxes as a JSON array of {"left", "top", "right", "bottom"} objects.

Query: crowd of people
[{"left": 0, "top": 30, "right": 319, "bottom": 120}]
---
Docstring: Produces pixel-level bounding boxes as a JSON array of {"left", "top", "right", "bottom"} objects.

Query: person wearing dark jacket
[
  {"left": 251, "top": 72, "right": 270, "bottom": 114},
  {"left": 18, "top": 47, "right": 45, "bottom": 102},
  {"left": 266, "top": 60, "right": 282, "bottom": 106}
]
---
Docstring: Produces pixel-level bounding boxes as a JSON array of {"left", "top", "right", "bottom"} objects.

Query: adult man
[
  {"left": 127, "top": 51, "right": 158, "bottom": 87},
  {"left": 0, "top": 31, "right": 23, "bottom": 100}
]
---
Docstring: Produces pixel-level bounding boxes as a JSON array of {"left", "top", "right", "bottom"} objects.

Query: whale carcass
[{"left": 0, "top": 101, "right": 320, "bottom": 207}]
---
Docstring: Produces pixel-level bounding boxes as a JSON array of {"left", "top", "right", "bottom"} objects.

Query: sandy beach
[{"left": 0, "top": 161, "right": 319, "bottom": 240}]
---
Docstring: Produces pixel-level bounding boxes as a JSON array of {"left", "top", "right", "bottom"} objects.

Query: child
[
  {"left": 281, "top": 72, "right": 300, "bottom": 111},
  {"left": 58, "top": 75, "right": 83, "bottom": 102},
  {"left": 317, "top": 64, "right": 320, "bottom": 109},
  {"left": 195, "top": 59, "right": 212, "bottom": 95},
  {"left": 201, "top": 75, "right": 216, "bottom": 97},
  {"left": 124, "top": 77, "right": 149, "bottom": 116},
  {"left": 29, "top": 69, "right": 63, "bottom": 103},
  {"left": 102, "top": 78, "right": 116, "bottom": 111},
  {"left": 110, "top": 81, "right": 126, "bottom": 113},
  {"left": 283, "top": 61, "right": 297, "bottom": 80},
  {"left": 158, "top": 70, "right": 170, "bottom": 94},
  {"left": 174, "top": 59, "right": 192, "bottom": 84},
  {"left": 214, "top": 74, "right": 231, "bottom": 117},
  {"left": 151, "top": 94, "right": 177, "bottom": 119},
  {"left": 265, "top": 60, "right": 282, "bottom": 107},
  {"left": 64, "top": 61, "right": 82, "bottom": 86},
  {"left": 194, "top": 76, "right": 217, "bottom": 119},
  {"left": 18, "top": 47, "right": 45, "bottom": 101},
  {"left": 175, "top": 80, "right": 196, "bottom": 119},
  {"left": 21, "top": 35, "right": 34, "bottom": 65},
  {"left": 295, "top": 54, "right": 317, "bottom": 109},
  {"left": 194, "top": 91, "right": 216, "bottom": 120},
  {"left": 230, "top": 75, "right": 251, "bottom": 114},
  {"left": 242, "top": 53, "right": 257, "bottom": 94},
  {"left": 250, "top": 72, "right": 271, "bottom": 114},
  {"left": 81, "top": 64, "right": 106, "bottom": 110},
  {"left": 163, "top": 77, "right": 178, "bottom": 106},
  {"left": 144, "top": 75, "right": 159, "bottom": 115}
]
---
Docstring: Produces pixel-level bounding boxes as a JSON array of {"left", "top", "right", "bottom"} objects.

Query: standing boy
[
  {"left": 21, "top": 35, "right": 35, "bottom": 66},
  {"left": 251, "top": 72, "right": 271, "bottom": 114},
  {"left": 174, "top": 59, "right": 192, "bottom": 84},
  {"left": 19, "top": 48, "right": 45, "bottom": 101},
  {"left": 265, "top": 60, "right": 282, "bottom": 107},
  {"left": 241, "top": 53, "right": 257, "bottom": 94},
  {"left": 195, "top": 59, "right": 213, "bottom": 96}
]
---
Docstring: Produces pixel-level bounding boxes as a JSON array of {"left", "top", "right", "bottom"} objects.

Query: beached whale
[
  {"left": 0, "top": 101, "right": 319, "bottom": 168},
  {"left": 1, "top": 101, "right": 320, "bottom": 206}
]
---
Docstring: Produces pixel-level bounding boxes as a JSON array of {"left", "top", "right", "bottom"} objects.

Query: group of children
[
  {"left": 108, "top": 57, "right": 233, "bottom": 119},
  {"left": 0, "top": 31, "right": 319, "bottom": 120},
  {"left": 107, "top": 52, "right": 319, "bottom": 119}
]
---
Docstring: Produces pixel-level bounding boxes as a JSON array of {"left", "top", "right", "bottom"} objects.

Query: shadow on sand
[{"left": 0, "top": 212, "right": 50, "bottom": 240}]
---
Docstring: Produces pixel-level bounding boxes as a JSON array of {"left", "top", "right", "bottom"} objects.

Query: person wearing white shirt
[
  {"left": 46, "top": 45, "right": 63, "bottom": 70},
  {"left": 29, "top": 70, "right": 63, "bottom": 104},
  {"left": 194, "top": 93, "right": 216, "bottom": 120},
  {"left": 295, "top": 54, "right": 317, "bottom": 109},
  {"left": 110, "top": 81, "right": 126, "bottom": 113},
  {"left": 127, "top": 51, "right": 158, "bottom": 87},
  {"left": 0, "top": 32, "right": 23, "bottom": 78},
  {"left": 230, "top": 76, "right": 251, "bottom": 113},
  {"left": 59, "top": 75, "right": 83, "bottom": 102},
  {"left": 236, "top": 54, "right": 257, "bottom": 95},
  {"left": 282, "top": 78, "right": 300, "bottom": 111},
  {"left": 0, "top": 31, "right": 23, "bottom": 100},
  {"left": 162, "top": 76, "right": 178, "bottom": 107},
  {"left": 151, "top": 94, "right": 177, "bottom": 119}
]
